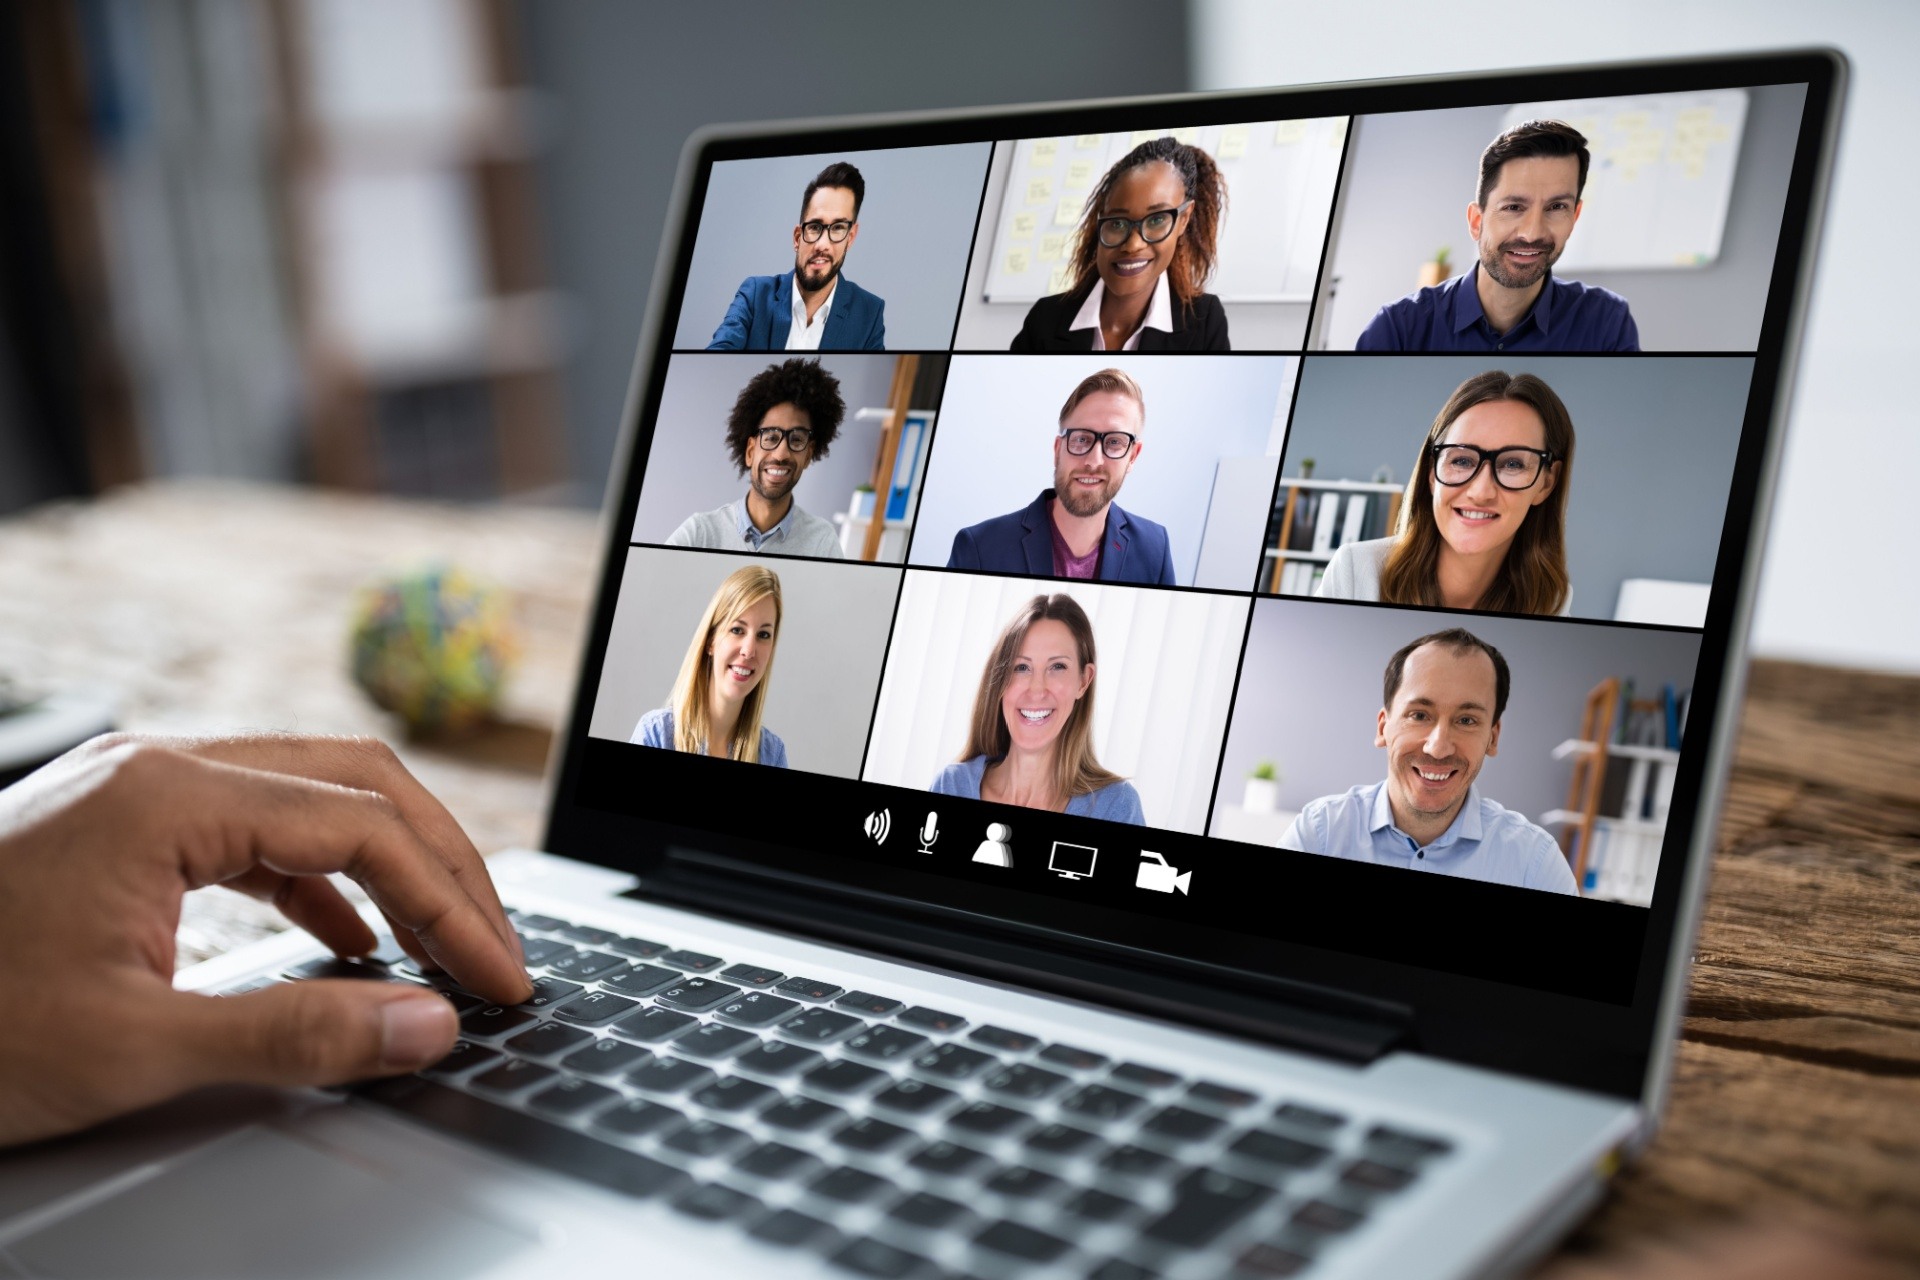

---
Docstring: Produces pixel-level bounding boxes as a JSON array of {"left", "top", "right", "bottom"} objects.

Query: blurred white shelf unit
[
  {"left": 1545, "top": 677, "right": 1680, "bottom": 907},
  {"left": 1263, "top": 477, "right": 1402, "bottom": 595}
]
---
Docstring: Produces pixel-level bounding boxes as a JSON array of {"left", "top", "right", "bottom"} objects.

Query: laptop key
[
  {"left": 560, "top": 1037, "right": 650, "bottom": 1078},
  {"left": 1291, "top": 1199, "right": 1365, "bottom": 1235},
  {"left": 968, "top": 1025, "right": 1039, "bottom": 1054},
  {"left": 461, "top": 1005, "right": 536, "bottom": 1038},
  {"left": 1038, "top": 1043, "right": 1108, "bottom": 1072},
  {"left": 721, "top": 963, "right": 784, "bottom": 987},
  {"left": 627, "top": 1056, "right": 716, "bottom": 1095},
  {"left": 1341, "top": 1158, "right": 1419, "bottom": 1193},
  {"left": 774, "top": 976, "right": 844, "bottom": 1001},
  {"left": 592, "top": 1097, "right": 685, "bottom": 1140},
  {"left": 1228, "top": 1130, "right": 1331, "bottom": 1171},
  {"left": 1140, "top": 1105, "right": 1225, "bottom": 1145},
  {"left": 1366, "top": 1125, "right": 1453, "bottom": 1160},
  {"left": 528, "top": 1078, "right": 619, "bottom": 1120},
  {"left": 1110, "top": 1063, "right": 1181, "bottom": 1090},
  {"left": 841, "top": 1025, "right": 930, "bottom": 1064},
  {"left": 660, "top": 949, "right": 724, "bottom": 972},
  {"left": 713, "top": 991, "right": 801, "bottom": 1028},
  {"left": 1062, "top": 1187, "right": 1138, "bottom": 1223},
  {"left": 611, "top": 1006, "right": 696, "bottom": 1044},
  {"left": 662, "top": 1119, "right": 750, "bottom": 1159},
  {"left": 505, "top": 1022, "right": 592, "bottom": 1059},
  {"left": 983, "top": 1063, "right": 1069, "bottom": 1101},
  {"left": 802, "top": 1059, "right": 886, "bottom": 1096},
  {"left": 518, "top": 976, "right": 585, "bottom": 1009},
  {"left": 1088, "top": 1261, "right": 1160, "bottom": 1280},
  {"left": 284, "top": 957, "right": 395, "bottom": 983},
  {"left": 828, "top": 1237, "right": 934, "bottom": 1279},
  {"left": 606, "top": 935, "right": 669, "bottom": 960},
  {"left": 1141, "top": 1168, "right": 1273, "bottom": 1248},
  {"left": 513, "top": 914, "right": 567, "bottom": 933},
  {"left": 760, "top": 1095, "right": 846, "bottom": 1133},
  {"left": 808, "top": 1165, "right": 890, "bottom": 1205},
  {"left": 982, "top": 1166, "right": 1060, "bottom": 1200},
  {"left": 1023, "top": 1122, "right": 1101, "bottom": 1159},
  {"left": 869, "top": 1079, "right": 956, "bottom": 1118},
  {"left": 733, "top": 1140, "right": 818, "bottom": 1182},
  {"left": 778, "top": 1008, "right": 864, "bottom": 1045},
  {"left": 896, "top": 1006, "right": 966, "bottom": 1034},
  {"left": 833, "top": 990, "right": 904, "bottom": 1017},
  {"left": 655, "top": 978, "right": 742, "bottom": 1013},
  {"left": 1187, "top": 1081, "right": 1259, "bottom": 1112},
  {"left": 1274, "top": 1102, "right": 1345, "bottom": 1132},
  {"left": 946, "top": 1101, "right": 1032, "bottom": 1139},
  {"left": 552, "top": 991, "right": 640, "bottom": 1027},
  {"left": 546, "top": 950, "right": 627, "bottom": 982},
  {"left": 1235, "top": 1243, "right": 1313, "bottom": 1277},
  {"left": 471, "top": 1059, "right": 558, "bottom": 1097},
  {"left": 559, "top": 924, "right": 619, "bottom": 947},
  {"left": 602, "top": 965, "right": 683, "bottom": 997},
  {"left": 422, "top": 1040, "right": 499, "bottom": 1079},
  {"left": 690, "top": 1076, "right": 776, "bottom": 1113},
  {"left": 749, "top": 1207, "right": 838, "bottom": 1249},
  {"left": 513, "top": 934, "right": 572, "bottom": 966},
  {"left": 911, "top": 1043, "right": 997, "bottom": 1082},
  {"left": 674, "top": 1023, "right": 759, "bottom": 1061},
  {"left": 529, "top": 945, "right": 583, "bottom": 971},
  {"left": 357, "top": 1076, "right": 686, "bottom": 1199},
  {"left": 833, "top": 1117, "right": 915, "bottom": 1155},
  {"left": 974, "top": 1220, "right": 1072, "bottom": 1264},
  {"left": 888, "top": 1190, "right": 972, "bottom": 1229},
  {"left": 671, "top": 1182, "right": 760, "bottom": 1222},
  {"left": 1098, "top": 1144, "right": 1174, "bottom": 1180},
  {"left": 1057, "top": 1084, "right": 1146, "bottom": 1122},
  {"left": 906, "top": 1140, "right": 992, "bottom": 1179},
  {"left": 732, "top": 1039, "right": 824, "bottom": 1079},
  {"left": 424, "top": 988, "right": 485, "bottom": 1015}
]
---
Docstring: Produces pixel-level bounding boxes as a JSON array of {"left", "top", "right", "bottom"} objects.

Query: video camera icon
[{"left": 1135, "top": 851, "right": 1191, "bottom": 895}]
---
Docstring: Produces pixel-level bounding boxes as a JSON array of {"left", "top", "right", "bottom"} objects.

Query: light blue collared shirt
[
  {"left": 1281, "top": 781, "right": 1577, "bottom": 894},
  {"left": 930, "top": 755, "right": 1145, "bottom": 826}
]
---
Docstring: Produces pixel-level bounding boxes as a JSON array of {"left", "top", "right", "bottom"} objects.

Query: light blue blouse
[
  {"left": 631, "top": 707, "right": 788, "bottom": 768},
  {"left": 930, "top": 755, "right": 1145, "bottom": 825}
]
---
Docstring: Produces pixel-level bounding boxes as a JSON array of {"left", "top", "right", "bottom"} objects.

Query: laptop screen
[{"left": 548, "top": 55, "right": 1837, "bottom": 1048}]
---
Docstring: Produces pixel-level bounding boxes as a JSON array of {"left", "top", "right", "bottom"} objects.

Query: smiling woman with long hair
[
  {"left": 1316, "top": 371, "right": 1575, "bottom": 616},
  {"left": 1010, "top": 136, "right": 1229, "bottom": 353},
  {"left": 929, "top": 593, "right": 1143, "bottom": 823},
  {"left": 631, "top": 565, "right": 789, "bottom": 766}
]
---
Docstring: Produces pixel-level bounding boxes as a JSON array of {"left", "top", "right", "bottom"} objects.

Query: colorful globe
[{"left": 348, "top": 566, "right": 518, "bottom": 735}]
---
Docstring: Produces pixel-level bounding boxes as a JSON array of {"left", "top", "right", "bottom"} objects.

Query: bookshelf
[
  {"left": 1544, "top": 678, "right": 1680, "bottom": 906},
  {"left": 1263, "top": 477, "right": 1403, "bottom": 593}
]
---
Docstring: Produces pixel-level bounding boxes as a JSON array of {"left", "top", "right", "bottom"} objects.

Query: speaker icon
[{"left": 864, "top": 809, "right": 892, "bottom": 844}]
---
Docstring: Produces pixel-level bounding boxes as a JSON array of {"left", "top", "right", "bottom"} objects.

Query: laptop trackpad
[{"left": 3, "top": 1125, "right": 537, "bottom": 1279}]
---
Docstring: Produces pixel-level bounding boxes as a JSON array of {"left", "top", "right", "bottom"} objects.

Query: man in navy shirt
[{"left": 1357, "top": 120, "right": 1638, "bottom": 353}]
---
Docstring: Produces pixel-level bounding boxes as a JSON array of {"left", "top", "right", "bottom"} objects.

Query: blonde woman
[
  {"left": 931, "top": 593, "right": 1143, "bottom": 823},
  {"left": 1317, "top": 370, "right": 1575, "bottom": 616},
  {"left": 632, "top": 565, "right": 788, "bottom": 766}
]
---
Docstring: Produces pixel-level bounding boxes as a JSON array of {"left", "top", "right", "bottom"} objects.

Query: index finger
[{"left": 140, "top": 749, "right": 532, "bottom": 1004}]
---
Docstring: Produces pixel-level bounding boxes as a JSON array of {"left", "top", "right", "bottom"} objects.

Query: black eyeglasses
[
  {"left": 1095, "top": 200, "right": 1193, "bottom": 249},
  {"left": 1430, "top": 443, "right": 1555, "bottom": 490},
  {"left": 799, "top": 219, "right": 854, "bottom": 244},
  {"left": 755, "top": 426, "right": 814, "bottom": 452},
  {"left": 1059, "top": 428, "right": 1138, "bottom": 459}
]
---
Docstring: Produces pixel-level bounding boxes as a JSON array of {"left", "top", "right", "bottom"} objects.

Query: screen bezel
[{"left": 543, "top": 49, "right": 1845, "bottom": 1103}]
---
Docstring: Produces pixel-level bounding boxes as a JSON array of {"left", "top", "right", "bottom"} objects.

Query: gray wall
[
  {"left": 1215, "top": 599, "right": 1702, "bottom": 824},
  {"left": 1279, "top": 355, "right": 1751, "bottom": 619},
  {"left": 952, "top": 141, "right": 1313, "bottom": 351},
  {"left": 1311, "top": 83, "right": 1805, "bottom": 351},
  {"left": 671, "top": 144, "right": 991, "bottom": 351},
  {"left": 631, "top": 353, "right": 909, "bottom": 549},
  {"left": 517, "top": 1, "right": 1192, "bottom": 502},
  {"left": 909, "top": 355, "right": 1292, "bottom": 587},
  {"left": 589, "top": 546, "right": 903, "bottom": 778}
]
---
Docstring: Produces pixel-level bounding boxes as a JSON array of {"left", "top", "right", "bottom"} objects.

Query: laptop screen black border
[{"left": 543, "top": 49, "right": 1844, "bottom": 1101}]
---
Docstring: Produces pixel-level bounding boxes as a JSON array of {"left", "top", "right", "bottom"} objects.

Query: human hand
[{"left": 0, "top": 733, "right": 532, "bottom": 1147}]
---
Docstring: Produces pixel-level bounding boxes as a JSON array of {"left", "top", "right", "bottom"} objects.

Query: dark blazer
[
  {"left": 706, "top": 271, "right": 887, "bottom": 350},
  {"left": 1008, "top": 284, "right": 1229, "bottom": 352},
  {"left": 946, "top": 491, "right": 1177, "bottom": 586}
]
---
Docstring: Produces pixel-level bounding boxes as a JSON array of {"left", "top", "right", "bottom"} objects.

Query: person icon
[{"left": 972, "top": 822, "right": 1014, "bottom": 867}]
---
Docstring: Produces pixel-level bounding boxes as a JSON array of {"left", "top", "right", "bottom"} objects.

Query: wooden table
[{"left": 2, "top": 483, "right": 1915, "bottom": 1272}]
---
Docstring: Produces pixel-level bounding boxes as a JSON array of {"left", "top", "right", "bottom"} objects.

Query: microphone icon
[{"left": 917, "top": 811, "right": 939, "bottom": 855}]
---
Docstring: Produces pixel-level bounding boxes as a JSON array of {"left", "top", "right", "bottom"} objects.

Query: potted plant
[
  {"left": 851, "top": 483, "right": 876, "bottom": 520},
  {"left": 1417, "top": 245, "right": 1451, "bottom": 289},
  {"left": 1244, "top": 761, "right": 1280, "bottom": 813}
]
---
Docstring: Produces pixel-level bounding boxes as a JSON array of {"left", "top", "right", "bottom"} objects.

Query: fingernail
[{"left": 380, "top": 995, "right": 456, "bottom": 1069}]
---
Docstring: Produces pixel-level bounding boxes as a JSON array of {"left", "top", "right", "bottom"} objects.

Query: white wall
[{"left": 1193, "top": 0, "right": 1920, "bottom": 673}]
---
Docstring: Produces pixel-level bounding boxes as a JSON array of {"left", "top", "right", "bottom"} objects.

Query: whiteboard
[
  {"left": 982, "top": 118, "right": 1348, "bottom": 304},
  {"left": 1501, "top": 90, "right": 1748, "bottom": 271}
]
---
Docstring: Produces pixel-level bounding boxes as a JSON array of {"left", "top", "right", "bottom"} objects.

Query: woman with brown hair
[
  {"left": 1316, "top": 371, "right": 1575, "bottom": 616},
  {"left": 930, "top": 593, "right": 1144, "bottom": 823},
  {"left": 1009, "top": 136, "right": 1230, "bottom": 353},
  {"left": 631, "top": 564, "right": 789, "bottom": 766}
]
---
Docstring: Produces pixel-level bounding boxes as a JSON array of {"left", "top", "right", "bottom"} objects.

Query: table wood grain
[{"left": 2, "top": 483, "right": 1914, "bottom": 1271}]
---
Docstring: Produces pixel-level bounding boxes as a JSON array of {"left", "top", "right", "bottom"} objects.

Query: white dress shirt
[
  {"left": 785, "top": 275, "right": 839, "bottom": 351},
  {"left": 1066, "top": 274, "right": 1175, "bottom": 351}
]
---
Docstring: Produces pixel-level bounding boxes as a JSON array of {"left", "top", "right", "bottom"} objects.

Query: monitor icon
[{"left": 1048, "top": 842, "right": 1098, "bottom": 881}]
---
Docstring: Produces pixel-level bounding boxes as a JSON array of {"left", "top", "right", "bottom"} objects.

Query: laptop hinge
[{"left": 626, "top": 848, "right": 1411, "bottom": 1065}]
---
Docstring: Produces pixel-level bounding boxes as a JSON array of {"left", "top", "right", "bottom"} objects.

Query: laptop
[{"left": 0, "top": 49, "right": 1844, "bottom": 1280}]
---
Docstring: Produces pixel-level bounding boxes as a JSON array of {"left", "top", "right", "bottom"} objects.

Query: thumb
[{"left": 162, "top": 981, "right": 459, "bottom": 1090}]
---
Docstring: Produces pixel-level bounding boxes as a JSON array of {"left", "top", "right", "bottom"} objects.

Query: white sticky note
[
  {"left": 1065, "top": 160, "right": 1093, "bottom": 190},
  {"left": 1026, "top": 177, "right": 1053, "bottom": 204},
  {"left": 1074, "top": 134, "right": 1103, "bottom": 150},
  {"left": 1048, "top": 265, "right": 1072, "bottom": 294},
  {"left": 1011, "top": 211, "right": 1037, "bottom": 238},
  {"left": 1275, "top": 120, "right": 1307, "bottom": 146},
  {"left": 1030, "top": 139, "right": 1058, "bottom": 165},
  {"left": 1040, "top": 234, "right": 1065, "bottom": 260},
  {"left": 1005, "top": 249, "right": 1030, "bottom": 276},
  {"left": 1218, "top": 125, "right": 1248, "bottom": 160},
  {"left": 1055, "top": 197, "right": 1080, "bottom": 227},
  {"left": 1328, "top": 117, "right": 1348, "bottom": 148},
  {"left": 1172, "top": 126, "right": 1199, "bottom": 145}
]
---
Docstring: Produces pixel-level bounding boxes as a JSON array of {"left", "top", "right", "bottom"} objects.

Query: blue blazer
[
  {"left": 946, "top": 491, "right": 1176, "bottom": 586},
  {"left": 706, "top": 271, "right": 887, "bottom": 351}
]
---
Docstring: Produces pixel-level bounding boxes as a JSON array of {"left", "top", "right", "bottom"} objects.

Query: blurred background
[{"left": 1, "top": 0, "right": 1914, "bottom": 672}]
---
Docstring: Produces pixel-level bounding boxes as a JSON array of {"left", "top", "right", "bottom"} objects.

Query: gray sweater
[
  {"left": 1314, "top": 537, "right": 1572, "bottom": 615},
  {"left": 665, "top": 499, "right": 844, "bottom": 559}
]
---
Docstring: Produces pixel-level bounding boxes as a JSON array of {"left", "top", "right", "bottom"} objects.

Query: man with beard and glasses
[
  {"left": 666, "top": 358, "right": 847, "bottom": 558},
  {"left": 946, "top": 367, "right": 1175, "bottom": 585},
  {"left": 707, "top": 161, "right": 887, "bottom": 351},
  {"left": 1356, "top": 120, "right": 1639, "bottom": 352},
  {"left": 1282, "top": 628, "right": 1577, "bottom": 894}
]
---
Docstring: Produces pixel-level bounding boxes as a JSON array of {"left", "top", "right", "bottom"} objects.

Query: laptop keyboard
[{"left": 265, "top": 908, "right": 1456, "bottom": 1279}]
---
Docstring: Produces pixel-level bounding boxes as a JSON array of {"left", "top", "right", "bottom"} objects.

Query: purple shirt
[
  {"left": 1356, "top": 264, "right": 1639, "bottom": 353},
  {"left": 1048, "top": 501, "right": 1103, "bottom": 579}
]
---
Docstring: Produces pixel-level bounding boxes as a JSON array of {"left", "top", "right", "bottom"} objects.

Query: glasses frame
[
  {"left": 1428, "top": 442, "right": 1556, "bottom": 491},
  {"left": 754, "top": 426, "right": 815, "bottom": 453},
  {"left": 1094, "top": 199, "right": 1194, "bottom": 249},
  {"left": 798, "top": 219, "right": 855, "bottom": 244},
  {"left": 1059, "top": 428, "right": 1140, "bottom": 459}
]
